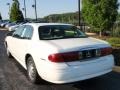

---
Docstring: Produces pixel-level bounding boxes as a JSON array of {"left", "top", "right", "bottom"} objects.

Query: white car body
[{"left": 5, "top": 23, "right": 114, "bottom": 84}]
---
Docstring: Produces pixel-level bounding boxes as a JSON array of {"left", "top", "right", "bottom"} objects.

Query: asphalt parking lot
[{"left": 0, "top": 29, "right": 120, "bottom": 90}]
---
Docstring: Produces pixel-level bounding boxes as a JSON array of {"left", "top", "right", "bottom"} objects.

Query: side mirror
[{"left": 6, "top": 30, "right": 15, "bottom": 36}]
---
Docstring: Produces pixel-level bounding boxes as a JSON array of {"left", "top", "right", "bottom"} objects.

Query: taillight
[
  {"left": 101, "top": 47, "right": 112, "bottom": 56},
  {"left": 48, "top": 51, "right": 79, "bottom": 62},
  {"left": 48, "top": 53, "right": 64, "bottom": 62},
  {"left": 48, "top": 47, "right": 112, "bottom": 63}
]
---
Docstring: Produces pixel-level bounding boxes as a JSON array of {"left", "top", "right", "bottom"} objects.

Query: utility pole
[
  {"left": 24, "top": 0, "right": 27, "bottom": 19},
  {"left": 32, "top": 0, "right": 37, "bottom": 21},
  {"left": 78, "top": 0, "right": 81, "bottom": 27},
  {"left": 7, "top": 3, "right": 10, "bottom": 20},
  {"left": 7, "top": 3, "right": 10, "bottom": 15},
  {"left": 34, "top": 0, "right": 37, "bottom": 21}
]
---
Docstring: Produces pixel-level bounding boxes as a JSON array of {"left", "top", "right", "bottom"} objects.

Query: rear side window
[{"left": 22, "top": 25, "right": 33, "bottom": 40}]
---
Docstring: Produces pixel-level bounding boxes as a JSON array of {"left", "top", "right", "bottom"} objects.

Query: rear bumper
[{"left": 37, "top": 55, "right": 114, "bottom": 84}]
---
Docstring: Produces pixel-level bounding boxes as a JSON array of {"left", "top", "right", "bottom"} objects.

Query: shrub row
[{"left": 106, "top": 37, "right": 120, "bottom": 48}]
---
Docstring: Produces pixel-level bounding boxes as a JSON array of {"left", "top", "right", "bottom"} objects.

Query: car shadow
[
  {"left": 113, "top": 49, "right": 120, "bottom": 65},
  {"left": 73, "top": 72, "right": 120, "bottom": 90}
]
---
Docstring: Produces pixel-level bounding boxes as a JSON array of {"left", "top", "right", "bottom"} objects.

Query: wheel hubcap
[
  {"left": 7, "top": 48, "right": 9, "bottom": 55},
  {"left": 28, "top": 63, "right": 36, "bottom": 80}
]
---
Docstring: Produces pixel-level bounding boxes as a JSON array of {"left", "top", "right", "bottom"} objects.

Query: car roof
[{"left": 24, "top": 23, "right": 73, "bottom": 27}]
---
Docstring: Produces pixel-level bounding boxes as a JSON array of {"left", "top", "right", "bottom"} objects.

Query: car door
[
  {"left": 6, "top": 30, "right": 15, "bottom": 53},
  {"left": 17, "top": 25, "right": 34, "bottom": 66},
  {"left": 11, "top": 26, "right": 25, "bottom": 61}
]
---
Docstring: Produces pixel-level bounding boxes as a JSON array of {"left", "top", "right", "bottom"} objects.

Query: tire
[
  {"left": 6, "top": 46, "right": 12, "bottom": 58},
  {"left": 27, "top": 56, "right": 40, "bottom": 84}
]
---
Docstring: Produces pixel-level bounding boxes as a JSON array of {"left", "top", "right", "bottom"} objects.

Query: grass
[
  {"left": 90, "top": 34, "right": 120, "bottom": 48},
  {"left": 106, "top": 37, "right": 120, "bottom": 48}
]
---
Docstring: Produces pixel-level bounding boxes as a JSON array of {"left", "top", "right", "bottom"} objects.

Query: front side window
[
  {"left": 13, "top": 26, "right": 25, "bottom": 38},
  {"left": 38, "top": 25, "right": 87, "bottom": 40}
]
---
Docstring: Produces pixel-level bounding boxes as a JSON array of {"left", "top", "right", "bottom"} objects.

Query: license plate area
[{"left": 79, "top": 49, "right": 101, "bottom": 60}]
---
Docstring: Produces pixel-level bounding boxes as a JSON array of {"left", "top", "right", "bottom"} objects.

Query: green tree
[
  {"left": 10, "top": 0, "right": 24, "bottom": 22},
  {"left": 0, "top": 13, "right": 2, "bottom": 20},
  {"left": 82, "top": 0, "right": 118, "bottom": 36},
  {"left": 44, "top": 12, "right": 79, "bottom": 24}
]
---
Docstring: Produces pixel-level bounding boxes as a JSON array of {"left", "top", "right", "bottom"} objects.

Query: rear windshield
[{"left": 38, "top": 25, "right": 87, "bottom": 40}]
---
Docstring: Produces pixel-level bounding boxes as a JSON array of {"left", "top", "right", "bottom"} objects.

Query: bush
[
  {"left": 107, "top": 37, "right": 120, "bottom": 48},
  {"left": 111, "top": 27, "right": 120, "bottom": 37}
]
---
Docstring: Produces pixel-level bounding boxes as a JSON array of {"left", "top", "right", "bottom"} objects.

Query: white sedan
[{"left": 5, "top": 23, "right": 114, "bottom": 84}]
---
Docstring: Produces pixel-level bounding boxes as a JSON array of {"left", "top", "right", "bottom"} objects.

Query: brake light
[
  {"left": 48, "top": 51, "right": 79, "bottom": 62},
  {"left": 48, "top": 53, "right": 64, "bottom": 62},
  {"left": 101, "top": 47, "right": 112, "bottom": 56},
  {"left": 48, "top": 47, "right": 112, "bottom": 63}
]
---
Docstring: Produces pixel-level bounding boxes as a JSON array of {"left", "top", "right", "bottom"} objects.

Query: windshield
[{"left": 38, "top": 25, "right": 87, "bottom": 40}]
